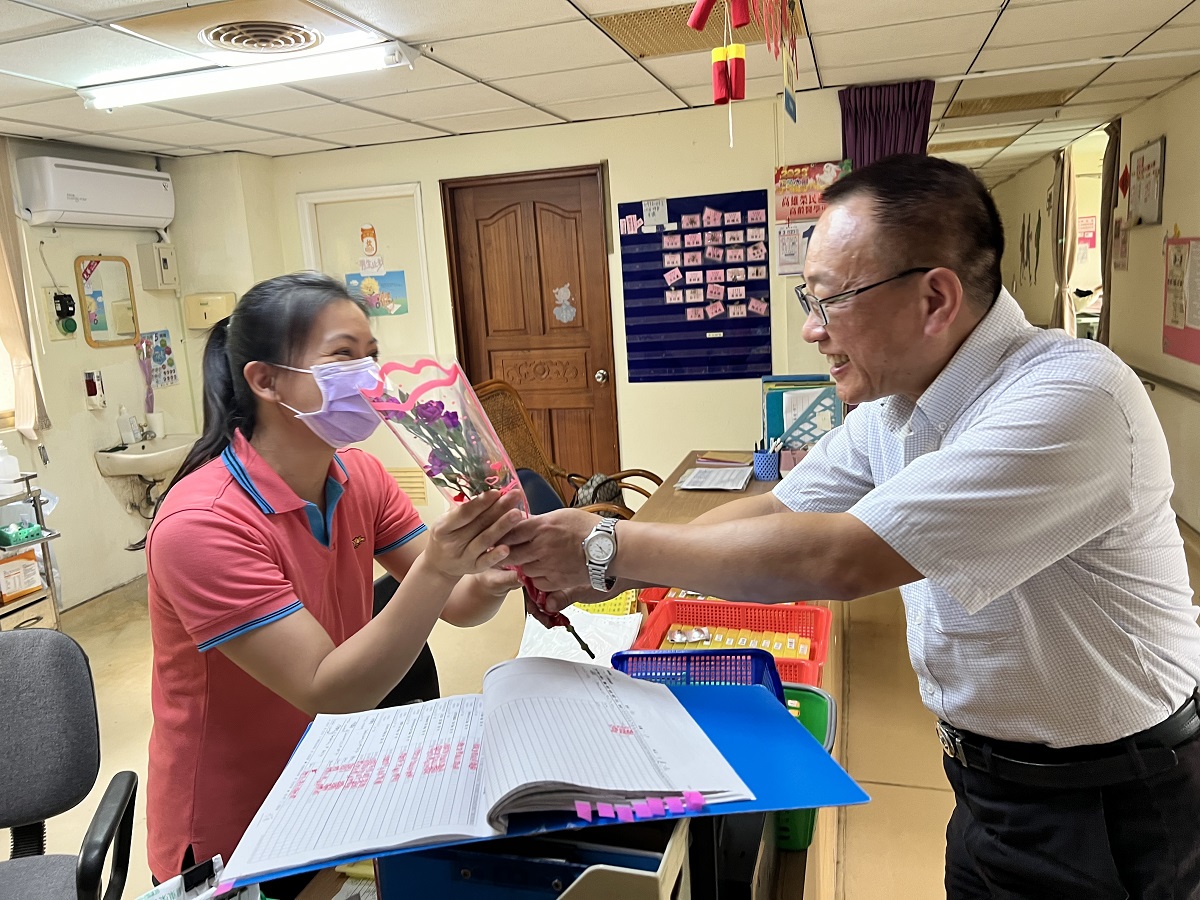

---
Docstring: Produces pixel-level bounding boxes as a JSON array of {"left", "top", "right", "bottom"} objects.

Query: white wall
[
  {"left": 1108, "top": 74, "right": 1200, "bottom": 529},
  {"left": 240, "top": 94, "right": 841, "bottom": 483},
  {"left": 991, "top": 155, "right": 1056, "bottom": 326},
  {"left": 7, "top": 139, "right": 199, "bottom": 607}
]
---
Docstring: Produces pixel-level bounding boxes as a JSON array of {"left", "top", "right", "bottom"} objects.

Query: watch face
[{"left": 587, "top": 534, "right": 616, "bottom": 562}]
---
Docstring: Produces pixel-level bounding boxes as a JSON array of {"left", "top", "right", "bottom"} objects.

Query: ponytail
[{"left": 130, "top": 272, "right": 367, "bottom": 551}]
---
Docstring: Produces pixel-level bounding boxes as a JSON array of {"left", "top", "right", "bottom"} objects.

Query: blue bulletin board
[{"left": 618, "top": 190, "right": 772, "bottom": 382}]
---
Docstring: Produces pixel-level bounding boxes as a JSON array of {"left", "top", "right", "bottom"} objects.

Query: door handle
[{"left": 594, "top": 369, "right": 609, "bottom": 384}]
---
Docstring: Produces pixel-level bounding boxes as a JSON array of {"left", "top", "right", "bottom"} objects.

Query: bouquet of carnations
[
  {"left": 362, "top": 358, "right": 593, "bottom": 656},
  {"left": 363, "top": 358, "right": 524, "bottom": 508}
]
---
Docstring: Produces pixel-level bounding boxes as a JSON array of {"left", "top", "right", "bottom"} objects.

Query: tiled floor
[{"left": 839, "top": 591, "right": 953, "bottom": 898}]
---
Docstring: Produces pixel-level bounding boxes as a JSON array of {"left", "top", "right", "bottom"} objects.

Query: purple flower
[
  {"left": 415, "top": 400, "right": 445, "bottom": 423},
  {"left": 426, "top": 450, "right": 451, "bottom": 477},
  {"left": 442, "top": 410, "right": 460, "bottom": 429}
]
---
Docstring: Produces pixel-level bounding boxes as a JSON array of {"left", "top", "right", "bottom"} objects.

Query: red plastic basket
[{"left": 635, "top": 598, "right": 829, "bottom": 686}]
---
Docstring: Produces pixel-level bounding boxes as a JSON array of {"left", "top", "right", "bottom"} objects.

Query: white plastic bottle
[{"left": 0, "top": 440, "right": 20, "bottom": 481}]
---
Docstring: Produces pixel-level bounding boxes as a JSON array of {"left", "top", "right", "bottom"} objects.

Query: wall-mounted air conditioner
[{"left": 15, "top": 156, "right": 174, "bottom": 229}]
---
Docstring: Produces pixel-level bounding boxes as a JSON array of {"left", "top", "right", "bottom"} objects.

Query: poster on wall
[
  {"left": 617, "top": 189, "right": 771, "bottom": 382},
  {"left": 1129, "top": 136, "right": 1166, "bottom": 227},
  {"left": 1162, "top": 237, "right": 1200, "bottom": 365},
  {"left": 1113, "top": 218, "right": 1129, "bottom": 271},
  {"left": 774, "top": 161, "right": 851, "bottom": 223},
  {"left": 345, "top": 271, "right": 408, "bottom": 316},
  {"left": 776, "top": 222, "right": 814, "bottom": 276},
  {"left": 140, "top": 329, "right": 178, "bottom": 387}
]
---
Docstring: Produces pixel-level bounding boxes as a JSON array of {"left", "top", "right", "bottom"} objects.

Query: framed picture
[{"left": 1128, "top": 136, "right": 1166, "bottom": 227}]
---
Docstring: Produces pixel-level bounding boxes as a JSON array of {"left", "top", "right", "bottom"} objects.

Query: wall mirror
[{"left": 75, "top": 255, "right": 140, "bottom": 348}]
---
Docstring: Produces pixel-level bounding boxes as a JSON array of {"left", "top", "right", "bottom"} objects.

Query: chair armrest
[
  {"left": 76, "top": 771, "right": 137, "bottom": 900},
  {"left": 610, "top": 468, "right": 664, "bottom": 486},
  {"left": 579, "top": 503, "right": 635, "bottom": 520}
]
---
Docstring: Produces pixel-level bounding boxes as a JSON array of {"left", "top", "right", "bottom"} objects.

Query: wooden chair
[{"left": 473, "top": 378, "right": 663, "bottom": 519}]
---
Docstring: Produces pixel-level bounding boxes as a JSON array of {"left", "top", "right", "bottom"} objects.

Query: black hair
[
  {"left": 822, "top": 154, "right": 1005, "bottom": 311},
  {"left": 129, "top": 272, "right": 368, "bottom": 550}
]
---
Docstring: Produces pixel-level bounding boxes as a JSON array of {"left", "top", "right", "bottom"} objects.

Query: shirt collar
[
  {"left": 222, "top": 430, "right": 350, "bottom": 516},
  {"left": 882, "top": 288, "right": 1032, "bottom": 434}
]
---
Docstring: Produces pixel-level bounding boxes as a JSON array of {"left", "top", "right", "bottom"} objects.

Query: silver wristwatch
[{"left": 582, "top": 517, "right": 618, "bottom": 592}]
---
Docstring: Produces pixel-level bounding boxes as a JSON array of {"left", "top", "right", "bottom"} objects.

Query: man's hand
[{"left": 504, "top": 508, "right": 601, "bottom": 593}]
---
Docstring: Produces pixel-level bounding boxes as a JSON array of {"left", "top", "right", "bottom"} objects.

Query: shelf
[
  {"left": 0, "top": 586, "right": 50, "bottom": 615},
  {"left": 0, "top": 528, "right": 60, "bottom": 556}
]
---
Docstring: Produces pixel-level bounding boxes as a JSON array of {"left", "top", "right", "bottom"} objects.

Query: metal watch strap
[{"left": 586, "top": 517, "right": 617, "bottom": 592}]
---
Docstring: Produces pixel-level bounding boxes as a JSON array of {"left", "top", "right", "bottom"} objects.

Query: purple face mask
[{"left": 276, "top": 357, "right": 383, "bottom": 448}]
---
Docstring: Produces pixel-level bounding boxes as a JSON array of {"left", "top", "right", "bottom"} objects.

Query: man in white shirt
[{"left": 505, "top": 154, "right": 1200, "bottom": 898}]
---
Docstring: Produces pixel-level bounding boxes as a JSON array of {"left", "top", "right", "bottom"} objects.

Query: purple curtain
[{"left": 839, "top": 80, "right": 936, "bottom": 169}]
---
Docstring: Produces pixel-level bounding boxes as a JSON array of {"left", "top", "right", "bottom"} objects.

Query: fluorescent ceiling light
[{"left": 78, "top": 41, "right": 414, "bottom": 110}]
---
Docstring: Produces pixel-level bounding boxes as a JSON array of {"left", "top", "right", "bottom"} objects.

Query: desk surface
[
  {"left": 296, "top": 453, "right": 789, "bottom": 900},
  {"left": 634, "top": 451, "right": 778, "bottom": 525}
]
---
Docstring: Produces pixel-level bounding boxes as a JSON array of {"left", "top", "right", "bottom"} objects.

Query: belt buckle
[{"left": 937, "top": 722, "right": 968, "bottom": 766}]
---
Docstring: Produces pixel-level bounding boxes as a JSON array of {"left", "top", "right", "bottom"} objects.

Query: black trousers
[{"left": 943, "top": 732, "right": 1200, "bottom": 899}]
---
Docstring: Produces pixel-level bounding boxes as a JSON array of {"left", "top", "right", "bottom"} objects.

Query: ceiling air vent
[
  {"left": 594, "top": 3, "right": 778, "bottom": 58},
  {"left": 202, "top": 20, "right": 322, "bottom": 53},
  {"left": 945, "top": 89, "right": 1076, "bottom": 119}
]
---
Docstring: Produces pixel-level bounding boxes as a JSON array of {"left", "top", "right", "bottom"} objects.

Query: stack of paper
[
  {"left": 695, "top": 451, "right": 754, "bottom": 467},
  {"left": 675, "top": 466, "right": 753, "bottom": 491}
]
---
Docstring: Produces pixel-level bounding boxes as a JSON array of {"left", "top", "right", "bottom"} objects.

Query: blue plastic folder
[{"left": 226, "top": 684, "right": 868, "bottom": 888}]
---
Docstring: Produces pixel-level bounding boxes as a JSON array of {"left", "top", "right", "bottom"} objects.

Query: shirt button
[
  {"left": 914, "top": 612, "right": 924, "bottom": 625},
  {"left": 937, "top": 423, "right": 947, "bottom": 432}
]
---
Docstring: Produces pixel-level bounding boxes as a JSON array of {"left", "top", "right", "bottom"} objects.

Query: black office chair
[
  {"left": 517, "top": 468, "right": 566, "bottom": 516},
  {"left": 372, "top": 574, "right": 440, "bottom": 707},
  {"left": 0, "top": 630, "right": 137, "bottom": 900}
]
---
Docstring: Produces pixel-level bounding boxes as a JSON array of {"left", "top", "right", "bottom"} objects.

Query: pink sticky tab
[
  {"left": 665, "top": 796, "right": 686, "bottom": 814},
  {"left": 575, "top": 801, "right": 593, "bottom": 821},
  {"left": 648, "top": 797, "right": 667, "bottom": 816},
  {"left": 683, "top": 791, "right": 705, "bottom": 811},
  {"left": 616, "top": 805, "right": 635, "bottom": 823},
  {"left": 633, "top": 802, "right": 653, "bottom": 819},
  {"left": 597, "top": 802, "right": 616, "bottom": 818}
]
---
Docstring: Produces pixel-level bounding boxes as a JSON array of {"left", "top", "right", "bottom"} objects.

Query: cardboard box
[{"left": 0, "top": 551, "right": 41, "bottom": 603}]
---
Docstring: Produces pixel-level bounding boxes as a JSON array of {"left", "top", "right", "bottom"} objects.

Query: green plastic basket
[{"left": 775, "top": 683, "right": 837, "bottom": 851}]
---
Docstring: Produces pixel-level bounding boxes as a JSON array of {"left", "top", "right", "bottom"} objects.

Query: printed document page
[
  {"left": 222, "top": 696, "right": 492, "bottom": 886},
  {"left": 479, "top": 658, "right": 753, "bottom": 827},
  {"left": 675, "top": 466, "right": 753, "bottom": 491}
]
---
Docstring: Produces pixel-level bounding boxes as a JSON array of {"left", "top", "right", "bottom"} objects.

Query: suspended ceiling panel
[
  {"left": 973, "top": 33, "right": 1147, "bottom": 71},
  {"left": 0, "top": 0, "right": 78, "bottom": 42},
  {"left": 292, "top": 57, "right": 473, "bottom": 102},
  {"left": 227, "top": 102, "right": 396, "bottom": 133},
  {"left": 953, "top": 67, "right": 1107, "bottom": 102},
  {"left": 493, "top": 61, "right": 667, "bottom": 106},
  {"left": 426, "top": 20, "right": 630, "bottom": 81},
  {"left": 642, "top": 43, "right": 805, "bottom": 89},
  {"left": 309, "top": 121, "right": 447, "bottom": 146},
  {"left": 544, "top": 87, "right": 685, "bottom": 120},
  {"left": 802, "top": 0, "right": 1002, "bottom": 35},
  {"left": 988, "top": 0, "right": 1186, "bottom": 44},
  {"left": 594, "top": 3, "right": 770, "bottom": 58},
  {"left": 319, "top": 0, "right": 581, "bottom": 44},
  {"left": 812, "top": 13, "right": 995, "bottom": 69},
  {"left": 0, "top": 26, "right": 205, "bottom": 86}
]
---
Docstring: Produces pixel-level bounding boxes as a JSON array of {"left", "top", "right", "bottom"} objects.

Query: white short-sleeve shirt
[{"left": 775, "top": 290, "right": 1200, "bottom": 748}]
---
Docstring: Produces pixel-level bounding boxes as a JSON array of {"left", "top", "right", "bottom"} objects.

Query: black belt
[{"left": 937, "top": 690, "right": 1200, "bottom": 789}]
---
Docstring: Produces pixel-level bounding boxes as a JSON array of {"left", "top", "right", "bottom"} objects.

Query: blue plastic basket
[{"left": 611, "top": 648, "right": 785, "bottom": 704}]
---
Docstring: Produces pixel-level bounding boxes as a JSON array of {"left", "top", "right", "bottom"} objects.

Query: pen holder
[{"left": 753, "top": 450, "right": 780, "bottom": 481}]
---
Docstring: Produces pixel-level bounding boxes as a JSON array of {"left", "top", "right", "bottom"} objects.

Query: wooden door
[{"left": 443, "top": 166, "right": 619, "bottom": 481}]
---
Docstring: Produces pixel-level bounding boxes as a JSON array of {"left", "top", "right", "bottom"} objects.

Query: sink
[{"left": 95, "top": 433, "right": 198, "bottom": 481}]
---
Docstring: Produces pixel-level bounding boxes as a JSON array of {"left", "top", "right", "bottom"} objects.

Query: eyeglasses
[{"left": 794, "top": 267, "right": 934, "bottom": 326}]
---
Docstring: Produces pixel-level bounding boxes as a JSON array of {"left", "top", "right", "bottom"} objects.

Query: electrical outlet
[{"left": 43, "top": 287, "right": 77, "bottom": 341}]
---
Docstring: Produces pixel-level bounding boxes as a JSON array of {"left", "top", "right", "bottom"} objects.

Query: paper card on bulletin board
[
  {"left": 1162, "top": 237, "right": 1200, "bottom": 364},
  {"left": 345, "top": 271, "right": 408, "bottom": 316},
  {"left": 617, "top": 190, "right": 771, "bottom": 382}
]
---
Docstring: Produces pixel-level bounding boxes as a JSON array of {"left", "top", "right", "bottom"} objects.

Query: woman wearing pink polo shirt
[{"left": 142, "top": 273, "right": 523, "bottom": 897}]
